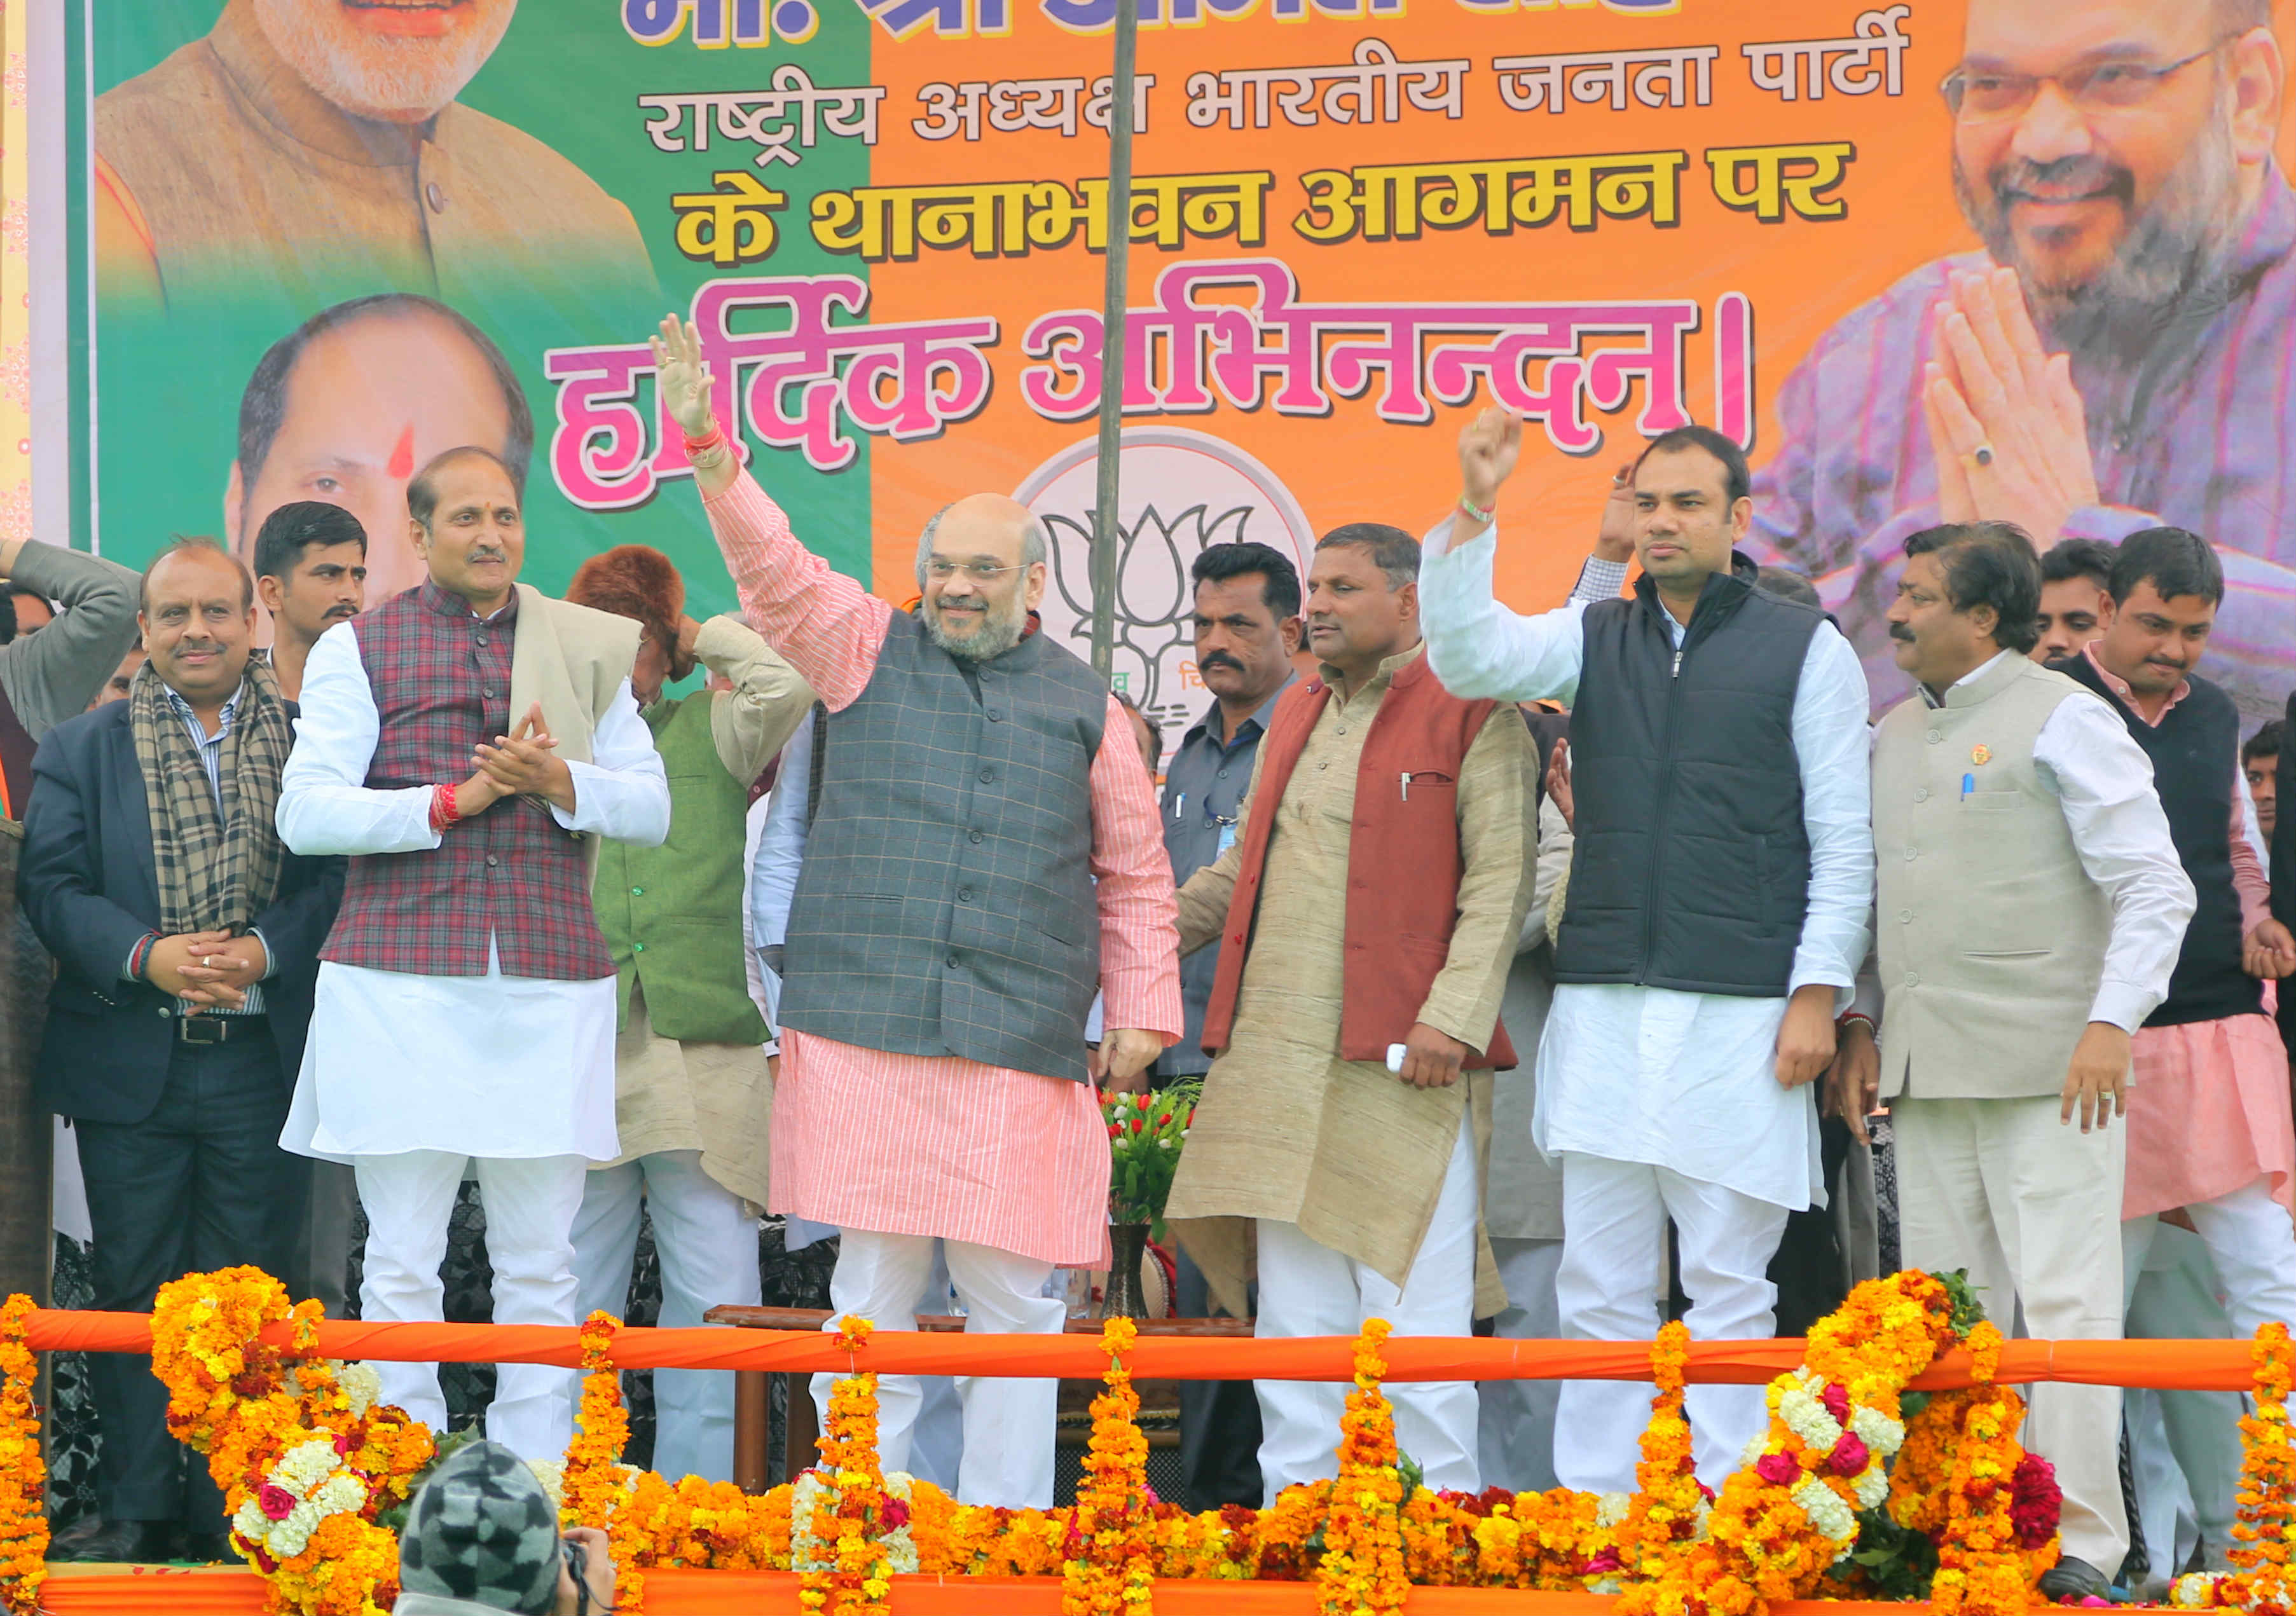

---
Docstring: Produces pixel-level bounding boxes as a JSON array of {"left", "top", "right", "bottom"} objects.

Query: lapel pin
[{"left": 1970, "top": 744, "right": 1991, "bottom": 766}]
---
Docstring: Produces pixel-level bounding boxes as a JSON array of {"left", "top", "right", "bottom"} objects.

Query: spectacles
[
  {"left": 1940, "top": 39, "right": 2231, "bottom": 123},
  {"left": 925, "top": 559, "right": 1031, "bottom": 582}
]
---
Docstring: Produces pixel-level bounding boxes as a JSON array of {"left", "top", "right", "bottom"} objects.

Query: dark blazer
[{"left": 17, "top": 698, "right": 343, "bottom": 1124}]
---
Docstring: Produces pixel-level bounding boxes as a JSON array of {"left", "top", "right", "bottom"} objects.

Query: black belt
[{"left": 176, "top": 1014, "right": 270, "bottom": 1045}]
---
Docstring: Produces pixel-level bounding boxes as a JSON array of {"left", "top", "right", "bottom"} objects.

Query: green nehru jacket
[{"left": 593, "top": 626, "right": 804, "bottom": 1044}]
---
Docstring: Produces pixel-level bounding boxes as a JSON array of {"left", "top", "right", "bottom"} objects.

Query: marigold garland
[
  {"left": 1312, "top": 1319, "right": 1410, "bottom": 1616},
  {"left": 0, "top": 1295, "right": 48, "bottom": 1616},
  {"left": 2176, "top": 1321, "right": 2296, "bottom": 1613},
  {"left": 112, "top": 1267, "right": 2111, "bottom": 1615},
  {"left": 1064, "top": 1315, "right": 1157, "bottom": 1615}
]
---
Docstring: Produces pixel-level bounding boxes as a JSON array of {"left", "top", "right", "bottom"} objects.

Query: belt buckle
[{"left": 177, "top": 1016, "right": 226, "bottom": 1045}]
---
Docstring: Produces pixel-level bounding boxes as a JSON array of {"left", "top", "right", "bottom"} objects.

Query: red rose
[
  {"left": 1582, "top": 1549, "right": 1623, "bottom": 1575},
  {"left": 1755, "top": 1451, "right": 1800, "bottom": 1487},
  {"left": 881, "top": 1498, "right": 911, "bottom": 1530},
  {"left": 258, "top": 1483, "right": 298, "bottom": 1521},
  {"left": 1829, "top": 1433, "right": 1869, "bottom": 1476},
  {"left": 1820, "top": 1382, "right": 1851, "bottom": 1425}
]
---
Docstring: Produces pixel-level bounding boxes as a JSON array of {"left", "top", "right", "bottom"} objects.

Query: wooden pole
[{"left": 1087, "top": 0, "right": 1139, "bottom": 680}]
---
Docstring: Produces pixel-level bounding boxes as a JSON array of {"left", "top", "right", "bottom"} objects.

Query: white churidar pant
[
  {"left": 813, "top": 1231, "right": 1064, "bottom": 1508},
  {"left": 570, "top": 1151, "right": 762, "bottom": 1484},
  {"left": 355, "top": 1151, "right": 591, "bottom": 1462},
  {"left": 1894, "top": 1095, "right": 2128, "bottom": 1573},
  {"left": 1552, "top": 1154, "right": 1789, "bottom": 1495},
  {"left": 1254, "top": 1111, "right": 1481, "bottom": 1504}
]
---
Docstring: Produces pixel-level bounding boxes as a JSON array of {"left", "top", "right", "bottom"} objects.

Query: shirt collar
[
  {"left": 1920, "top": 648, "right": 2013, "bottom": 708},
  {"left": 1184, "top": 673, "right": 1296, "bottom": 751},
  {"left": 1317, "top": 640, "right": 1424, "bottom": 701},
  {"left": 419, "top": 578, "right": 518, "bottom": 625},
  {"left": 2082, "top": 642, "right": 2187, "bottom": 725},
  {"left": 163, "top": 678, "right": 245, "bottom": 736}
]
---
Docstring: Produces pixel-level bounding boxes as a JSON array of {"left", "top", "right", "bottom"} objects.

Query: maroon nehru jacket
[
  {"left": 1197, "top": 653, "right": 1517, "bottom": 1069},
  {"left": 319, "top": 581, "right": 613, "bottom": 980}
]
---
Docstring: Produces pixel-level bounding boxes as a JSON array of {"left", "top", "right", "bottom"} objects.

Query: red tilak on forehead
[{"left": 387, "top": 423, "right": 415, "bottom": 481}]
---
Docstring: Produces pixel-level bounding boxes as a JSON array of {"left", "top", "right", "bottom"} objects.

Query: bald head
[{"left": 914, "top": 494, "right": 1047, "bottom": 587}]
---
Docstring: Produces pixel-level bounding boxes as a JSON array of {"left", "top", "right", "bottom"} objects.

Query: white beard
[
  {"left": 251, "top": 0, "right": 516, "bottom": 123},
  {"left": 923, "top": 592, "right": 1027, "bottom": 662}
]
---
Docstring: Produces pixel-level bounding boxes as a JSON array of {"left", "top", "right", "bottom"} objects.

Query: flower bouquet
[{"left": 1103, "top": 1080, "right": 1198, "bottom": 1238}]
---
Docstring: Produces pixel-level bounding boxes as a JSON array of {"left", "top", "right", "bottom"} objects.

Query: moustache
[
  {"left": 1199, "top": 653, "right": 1244, "bottom": 673},
  {"left": 1991, "top": 154, "right": 2132, "bottom": 211},
  {"left": 1888, "top": 623, "right": 1916, "bottom": 643},
  {"left": 325, "top": 605, "right": 359, "bottom": 619},
  {"left": 466, "top": 547, "right": 508, "bottom": 563}
]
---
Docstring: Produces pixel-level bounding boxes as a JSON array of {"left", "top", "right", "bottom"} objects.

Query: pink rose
[
  {"left": 258, "top": 1483, "right": 297, "bottom": 1521},
  {"left": 334, "top": 1433, "right": 354, "bottom": 1456},
  {"left": 1755, "top": 1451, "right": 1801, "bottom": 1488},
  {"left": 1582, "top": 1549, "right": 1623, "bottom": 1575},
  {"left": 880, "top": 1498, "right": 911, "bottom": 1530},
  {"left": 1820, "top": 1383, "right": 1850, "bottom": 1424},
  {"left": 1829, "top": 1434, "right": 1870, "bottom": 1476}
]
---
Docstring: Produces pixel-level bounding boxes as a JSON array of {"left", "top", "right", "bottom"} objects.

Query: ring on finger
[{"left": 1962, "top": 444, "right": 1995, "bottom": 469}]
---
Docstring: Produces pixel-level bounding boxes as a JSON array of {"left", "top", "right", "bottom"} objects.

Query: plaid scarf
[{"left": 130, "top": 657, "right": 292, "bottom": 936}]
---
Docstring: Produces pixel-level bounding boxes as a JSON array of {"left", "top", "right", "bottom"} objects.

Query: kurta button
[
  {"left": 1217, "top": 768, "right": 1229, "bottom": 779},
  {"left": 482, "top": 688, "right": 495, "bottom": 700},
  {"left": 1903, "top": 847, "right": 1917, "bottom": 859},
  {"left": 426, "top": 181, "right": 447, "bottom": 212},
  {"left": 945, "top": 952, "right": 959, "bottom": 967},
  {"left": 1903, "top": 971, "right": 1920, "bottom": 987},
  {"left": 631, "top": 887, "right": 644, "bottom": 896},
  {"left": 986, "top": 708, "right": 1003, "bottom": 722},
  {"left": 1897, "top": 909, "right": 1912, "bottom": 923},
  {"left": 1316, "top": 761, "right": 1328, "bottom": 770},
  {"left": 486, "top": 855, "right": 500, "bottom": 868},
  {"left": 1912, "top": 787, "right": 1928, "bottom": 802},
  {"left": 1336, "top": 725, "right": 1347, "bottom": 735},
  {"left": 968, "top": 830, "right": 984, "bottom": 844},
  {"left": 958, "top": 887, "right": 974, "bottom": 903},
  {"left": 155, "top": 1006, "right": 170, "bottom": 1018},
  {"left": 1926, "top": 729, "right": 1942, "bottom": 743},
  {"left": 979, "top": 767, "right": 995, "bottom": 783},
  {"left": 476, "top": 635, "right": 488, "bottom": 647},
  {"left": 633, "top": 943, "right": 645, "bottom": 953}
]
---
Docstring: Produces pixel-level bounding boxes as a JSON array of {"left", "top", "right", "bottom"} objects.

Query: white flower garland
[{"left": 231, "top": 1438, "right": 371, "bottom": 1561}]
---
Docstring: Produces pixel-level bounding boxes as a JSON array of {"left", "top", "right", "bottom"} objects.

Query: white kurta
[
  {"left": 276, "top": 618, "right": 671, "bottom": 1164},
  {"left": 1419, "top": 521, "right": 1876, "bottom": 1211}
]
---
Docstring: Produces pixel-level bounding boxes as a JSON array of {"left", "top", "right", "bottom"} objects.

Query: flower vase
[{"left": 1102, "top": 1223, "right": 1153, "bottom": 1320}]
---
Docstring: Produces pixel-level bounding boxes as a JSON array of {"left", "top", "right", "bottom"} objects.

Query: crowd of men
[{"left": 4, "top": 308, "right": 2292, "bottom": 1600}]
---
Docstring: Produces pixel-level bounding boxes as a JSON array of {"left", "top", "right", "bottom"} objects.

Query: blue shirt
[{"left": 1155, "top": 676, "right": 1294, "bottom": 1078}]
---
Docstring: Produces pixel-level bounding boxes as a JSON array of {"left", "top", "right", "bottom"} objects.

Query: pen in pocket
[{"left": 1960, "top": 772, "right": 1974, "bottom": 802}]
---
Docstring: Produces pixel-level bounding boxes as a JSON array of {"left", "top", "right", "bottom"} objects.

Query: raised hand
[
  {"left": 1457, "top": 407, "right": 1524, "bottom": 515},
  {"left": 649, "top": 314, "right": 716, "bottom": 439}
]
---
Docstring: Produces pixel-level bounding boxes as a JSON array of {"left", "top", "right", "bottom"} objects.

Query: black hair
[
  {"left": 141, "top": 535, "right": 254, "bottom": 615},
  {"left": 253, "top": 500, "right": 369, "bottom": 582},
  {"left": 1902, "top": 521, "right": 2042, "bottom": 654},
  {"left": 1754, "top": 566, "right": 1821, "bottom": 609},
  {"left": 408, "top": 447, "right": 523, "bottom": 530},
  {"left": 1314, "top": 522, "right": 1419, "bottom": 590},
  {"left": 1190, "top": 541, "right": 1302, "bottom": 620},
  {"left": 1632, "top": 425, "right": 1750, "bottom": 507},
  {"left": 236, "top": 294, "right": 533, "bottom": 512},
  {"left": 2108, "top": 526, "right": 2224, "bottom": 608},
  {"left": 2245, "top": 718, "right": 2284, "bottom": 767},
  {"left": 2039, "top": 537, "right": 2117, "bottom": 589}
]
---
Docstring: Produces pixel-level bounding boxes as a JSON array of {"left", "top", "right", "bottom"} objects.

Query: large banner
[{"left": 68, "top": 0, "right": 2296, "bottom": 741}]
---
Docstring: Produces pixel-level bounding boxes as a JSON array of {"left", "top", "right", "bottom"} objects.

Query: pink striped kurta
[{"left": 701, "top": 472, "right": 1182, "bottom": 1268}]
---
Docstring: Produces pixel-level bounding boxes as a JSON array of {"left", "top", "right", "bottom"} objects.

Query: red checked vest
[
  {"left": 1198, "top": 650, "right": 1518, "bottom": 1069},
  {"left": 319, "top": 583, "right": 614, "bottom": 980}
]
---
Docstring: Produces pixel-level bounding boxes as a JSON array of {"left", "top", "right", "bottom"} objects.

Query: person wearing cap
[{"left": 394, "top": 1441, "right": 615, "bottom": 1616}]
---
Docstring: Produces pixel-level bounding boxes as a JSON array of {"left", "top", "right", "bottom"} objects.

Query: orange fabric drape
[{"left": 20, "top": 1308, "right": 2258, "bottom": 1390}]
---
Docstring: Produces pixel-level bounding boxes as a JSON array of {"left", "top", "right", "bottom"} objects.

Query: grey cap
[{"left": 397, "top": 1441, "right": 563, "bottom": 1615}]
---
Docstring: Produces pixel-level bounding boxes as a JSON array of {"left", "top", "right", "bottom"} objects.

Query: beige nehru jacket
[
  {"left": 1873, "top": 655, "right": 2111, "bottom": 1101},
  {"left": 95, "top": 0, "right": 656, "bottom": 310},
  {"left": 505, "top": 584, "right": 641, "bottom": 884}
]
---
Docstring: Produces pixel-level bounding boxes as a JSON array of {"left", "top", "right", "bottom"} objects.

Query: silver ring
[{"left": 1972, "top": 444, "right": 1995, "bottom": 467}]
